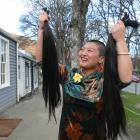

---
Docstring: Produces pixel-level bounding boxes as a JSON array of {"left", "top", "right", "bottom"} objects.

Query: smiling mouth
[{"left": 81, "top": 58, "right": 88, "bottom": 61}]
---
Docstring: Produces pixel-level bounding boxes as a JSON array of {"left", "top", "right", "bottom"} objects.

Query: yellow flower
[{"left": 73, "top": 73, "right": 83, "bottom": 83}]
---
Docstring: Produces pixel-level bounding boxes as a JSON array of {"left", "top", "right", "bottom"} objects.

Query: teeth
[{"left": 81, "top": 58, "right": 87, "bottom": 61}]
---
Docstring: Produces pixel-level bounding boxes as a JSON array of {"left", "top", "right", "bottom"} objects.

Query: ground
[
  {"left": 0, "top": 88, "right": 138, "bottom": 140},
  {"left": 122, "top": 92, "right": 140, "bottom": 140},
  {"left": 0, "top": 90, "right": 62, "bottom": 140}
]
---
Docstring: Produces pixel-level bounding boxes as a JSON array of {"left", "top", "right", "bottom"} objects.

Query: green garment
[{"left": 58, "top": 66, "right": 106, "bottom": 140}]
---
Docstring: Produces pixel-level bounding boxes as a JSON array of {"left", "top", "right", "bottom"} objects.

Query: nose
[{"left": 79, "top": 49, "right": 87, "bottom": 56}]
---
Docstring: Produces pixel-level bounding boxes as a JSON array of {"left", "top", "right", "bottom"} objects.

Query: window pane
[
  {"left": 0, "top": 53, "right": 5, "bottom": 62},
  {"left": 1, "top": 40, "right": 5, "bottom": 52},
  {"left": 0, "top": 74, "right": 2, "bottom": 83},
  {"left": 1, "top": 40, "right": 4, "bottom": 52},
  {"left": 1, "top": 54, "right": 4, "bottom": 62},
  {"left": 3, "top": 74, "right": 5, "bottom": 84},
  {"left": 0, "top": 38, "right": 8, "bottom": 86},
  {"left": 25, "top": 62, "right": 30, "bottom": 88},
  {"left": 1, "top": 40, "right": 6, "bottom": 48},
  {"left": 3, "top": 63, "right": 5, "bottom": 73},
  {"left": 1, "top": 40, "right": 7, "bottom": 62},
  {"left": 3, "top": 53, "right": 6, "bottom": 62},
  {"left": 1, "top": 63, "right": 5, "bottom": 74},
  {"left": 1, "top": 64, "right": 2, "bottom": 74},
  {"left": 18, "top": 65, "right": 20, "bottom": 79},
  {"left": 1, "top": 74, "right": 5, "bottom": 84},
  {"left": 34, "top": 68, "right": 38, "bottom": 83},
  {"left": 1, "top": 63, "right": 3, "bottom": 73}
]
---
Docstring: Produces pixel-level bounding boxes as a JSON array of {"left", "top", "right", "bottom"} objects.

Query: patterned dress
[
  {"left": 58, "top": 66, "right": 106, "bottom": 140},
  {"left": 58, "top": 66, "right": 129, "bottom": 140}
]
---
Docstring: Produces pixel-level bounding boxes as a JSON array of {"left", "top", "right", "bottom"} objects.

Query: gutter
[{"left": 16, "top": 43, "right": 19, "bottom": 102}]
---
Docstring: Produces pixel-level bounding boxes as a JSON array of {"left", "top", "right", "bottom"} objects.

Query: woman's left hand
[{"left": 111, "top": 20, "right": 126, "bottom": 42}]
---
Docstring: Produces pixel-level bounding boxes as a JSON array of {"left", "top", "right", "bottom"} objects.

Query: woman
[{"left": 36, "top": 11, "right": 132, "bottom": 140}]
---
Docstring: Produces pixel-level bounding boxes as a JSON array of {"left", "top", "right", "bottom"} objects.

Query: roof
[
  {"left": 0, "top": 28, "right": 17, "bottom": 42},
  {"left": 10, "top": 34, "right": 37, "bottom": 57},
  {"left": 10, "top": 34, "right": 37, "bottom": 49},
  {"left": 18, "top": 49, "right": 36, "bottom": 61}
]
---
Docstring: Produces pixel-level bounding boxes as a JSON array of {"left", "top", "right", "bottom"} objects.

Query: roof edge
[{"left": 0, "top": 27, "right": 18, "bottom": 42}]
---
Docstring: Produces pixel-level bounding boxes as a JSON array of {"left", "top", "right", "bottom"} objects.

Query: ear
[{"left": 98, "top": 56, "right": 105, "bottom": 64}]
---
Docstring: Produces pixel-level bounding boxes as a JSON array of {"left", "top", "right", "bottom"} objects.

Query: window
[
  {"left": 0, "top": 36, "right": 10, "bottom": 89},
  {"left": 25, "top": 62, "right": 30, "bottom": 88},
  {"left": 18, "top": 57, "right": 20, "bottom": 79},
  {"left": 34, "top": 67, "right": 38, "bottom": 84}
]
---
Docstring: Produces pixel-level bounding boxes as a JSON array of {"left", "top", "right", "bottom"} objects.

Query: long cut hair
[
  {"left": 42, "top": 8, "right": 61, "bottom": 120},
  {"left": 103, "top": 12, "right": 139, "bottom": 140}
]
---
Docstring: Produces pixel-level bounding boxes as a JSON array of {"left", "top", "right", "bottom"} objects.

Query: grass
[{"left": 122, "top": 92, "right": 140, "bottom": 140}]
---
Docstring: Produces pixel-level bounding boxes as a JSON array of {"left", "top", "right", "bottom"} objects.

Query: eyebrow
[{"left": 81, "top": 47, "right": 96, "bottom": 51}]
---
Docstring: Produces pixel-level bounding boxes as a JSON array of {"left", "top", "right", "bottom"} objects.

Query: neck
[{"left": 82, "top": 68, "right": 95, "bottom": 76}]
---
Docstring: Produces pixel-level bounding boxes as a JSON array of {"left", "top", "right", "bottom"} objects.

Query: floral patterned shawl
[{"left": 63, "top": 66, "right": 104, "bottom": 104}]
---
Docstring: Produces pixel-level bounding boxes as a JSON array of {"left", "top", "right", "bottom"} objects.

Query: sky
[
  {"left": 0, "top": 0, "right": 139, "bottom": 36},
  {"left": 0, "top": 0, "right": 26, "bottom": 35}
]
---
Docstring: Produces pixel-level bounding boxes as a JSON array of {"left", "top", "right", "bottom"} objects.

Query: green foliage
[{"left": 122, "top": 92, "right": 140, "bottom": 139}]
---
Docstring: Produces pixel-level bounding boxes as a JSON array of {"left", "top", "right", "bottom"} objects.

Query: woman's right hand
[
  {"left": 38, "top": 11, "right": 51, "bottom": 29},
  {"left": 36, "top": 11, "right": 51, "bottom": 62}
]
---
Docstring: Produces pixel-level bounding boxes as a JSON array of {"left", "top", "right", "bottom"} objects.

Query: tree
[
  {"left": 86, "top": 0, "right": 140, "bottom": 50},
  {"left": 20, "top": 0, "right": 91, "bottom": 66},
  {"left": 20, "top": 0, "right": 72, "bottom": 64},
  {"left": 87, "top": 0, "right": 140, "bottom": 74},
  {"left": 70, "top": 0, "right": 90, "bottom": 67},
  {"left": 20, "top": 0, "right": 140, "bottom": 67}
]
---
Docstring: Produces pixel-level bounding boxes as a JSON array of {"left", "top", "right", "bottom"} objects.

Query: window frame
[
  {"left": 0, "top": 36, "right": 10, "bottom": 89},
  {"left": 25, "top": 61, "right": 30, "bottom": 89},
  {"left": 34, "top": 66, "right": 38, "bottom": 84}
]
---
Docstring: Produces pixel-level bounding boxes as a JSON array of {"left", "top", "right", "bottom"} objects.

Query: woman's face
[{"left": 78, "top": 42, "right": 104, "bottom": 69}]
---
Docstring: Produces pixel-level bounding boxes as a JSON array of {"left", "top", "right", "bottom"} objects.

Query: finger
[
  {"left": 61, "top": 65, "right": 66, "bottom": 75},
  {"left": 117, "top": 20, "right": 121, "bottom": 24},
  {"left": 40, "top": 10, "right": 45, "bottom": 15},
  {"left": 48, "top": 15, "right": 51, "bottom": 20},
  {"left": 117, "top": 20, "right": 125, "bottom": 27},
  {"left": 58, "top": 65, "right": 60, "bottom": 74},
  {"left": 60, "top": 67, "right": 63, "bottom": 75},
  {"left": 62, "top": 66, "right": 65, "bottom": 75},
  {"left": 111, "top": 25, "right": 117, "bottom": 32},
  {"left": 59, "top": 64, "right": 63, "bottom": 75},
  {"left": 58, "top": 64, "right": 62, "bottom": 75}
]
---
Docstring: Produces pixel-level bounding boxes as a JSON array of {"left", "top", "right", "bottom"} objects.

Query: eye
[{"left": 88, "top": 49, "right": 94, "bottom": 52}]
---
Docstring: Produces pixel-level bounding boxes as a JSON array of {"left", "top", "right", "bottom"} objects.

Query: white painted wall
[
  {"left": 18, "top": 57, "right": 32, "bottom": 98},
  {"left": 33, "top": 66, "right": 39, "bottom": 89}
]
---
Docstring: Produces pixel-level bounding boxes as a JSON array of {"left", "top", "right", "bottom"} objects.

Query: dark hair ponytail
[
  {"left": 42, "top": 8, "right": 61, "bottom": 120},
  {"left": 103, "top": 12, "right": 139, "bottom": 139}
]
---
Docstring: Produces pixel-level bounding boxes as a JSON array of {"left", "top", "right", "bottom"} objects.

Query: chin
[
  {"left": 79, "top": 62, "right": 97, "bottom": 70},
  {"left": 79, "top": 63, "right": 89, "bottom": 69}
]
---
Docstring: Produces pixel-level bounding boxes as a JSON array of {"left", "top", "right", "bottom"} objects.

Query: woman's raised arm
[
  {"left": 111, "top": 20, "right": 133, "bottom": 83},
  {"left": 36, "top": 11, "right": 50, "bottom": 63}
]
